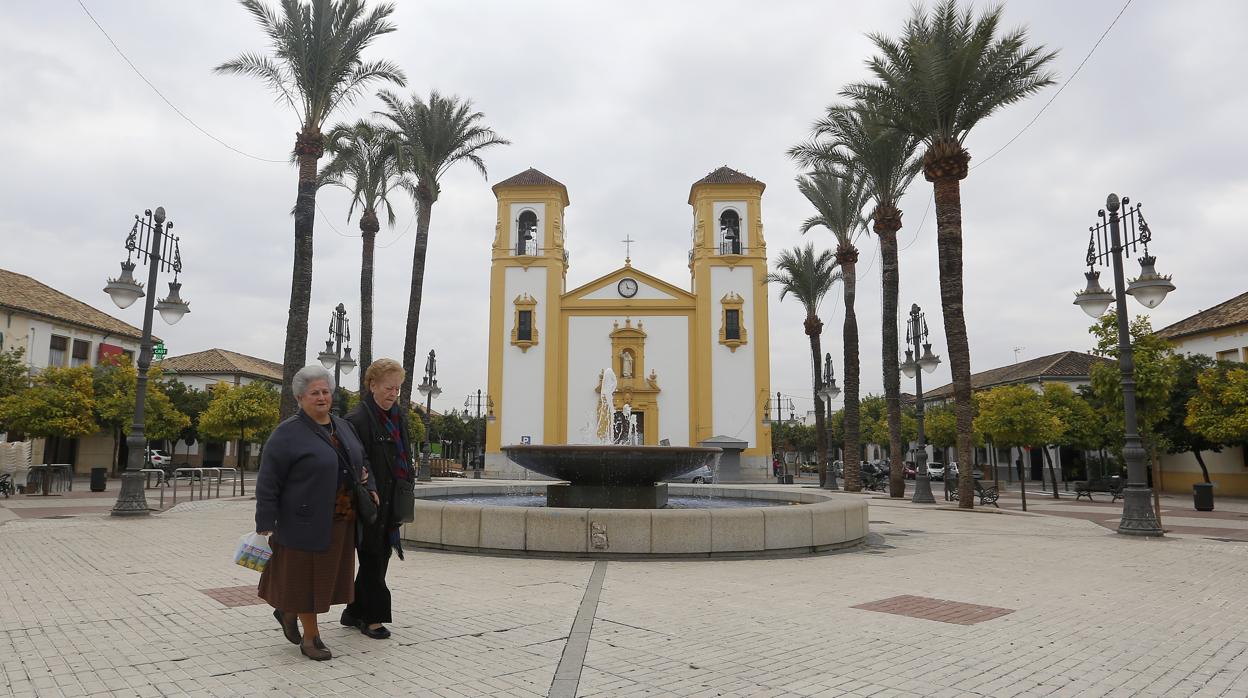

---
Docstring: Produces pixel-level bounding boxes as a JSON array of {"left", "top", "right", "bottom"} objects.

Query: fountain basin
[{"left": 400, "top": 482, "right": 869, "bottom": 557}]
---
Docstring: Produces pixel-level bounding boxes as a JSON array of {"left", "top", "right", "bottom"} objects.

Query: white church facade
[{"left": 483, "top": 167, "right": 775, "bottom": 482}]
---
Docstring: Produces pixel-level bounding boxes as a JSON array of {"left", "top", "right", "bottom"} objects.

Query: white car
[
  {"left": 667, "top": 465, "right": 714, "bottom": 484},
  {"left": 146, "top": 449, "right": 170, "bottom": 467},
  {"left": 926, "top": 462, "right": 945, "bottom": 481}
]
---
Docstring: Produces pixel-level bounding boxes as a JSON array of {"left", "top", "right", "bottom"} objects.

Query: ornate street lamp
[
  {"left": 104, "top": 207, "right": 190, "bottom": 517},
  {"left": 1073, "top": 194, "right": 1174, "bottom": 536},
  {"left": 416, "top": 349, "right": 441, "bottom": 482},
  {"left": 816, "top": 352, "right": 841, "bottom": 490},
  {"left": 900, "top": 304, "right": 940, "bottom": 504},
  {"left": 318, "top": 303, "right": 356, "bottom": 416}
]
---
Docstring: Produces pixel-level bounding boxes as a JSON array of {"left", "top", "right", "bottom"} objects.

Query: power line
[
  {"left": 76, "top": 0, "right": 287, "bottom": 164},
  {"left": 972, "top": 0, "right": 1133, "bottom": 170}
]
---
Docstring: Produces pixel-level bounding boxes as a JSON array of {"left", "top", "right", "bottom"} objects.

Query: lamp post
[
  {"left": 1073, "top": 194, "right": 1174, "bottom": 537},
  {"left": 104, "top": 207, "right": 190, "bottom": 517},
  {"left": 816, "top": 352, "right": 841, "bottom": 490},
  {"left": 316, "top": 303, "right": 356, "bottom": 416},
  {"left": 416, "top": 349, "right": 441, "bottom": 482},
  {"left": 465, "top": 389, "right": 490, "bottom": 479},
  {"left": 900, "top": 304, "right": 941, "bottom": 504}
]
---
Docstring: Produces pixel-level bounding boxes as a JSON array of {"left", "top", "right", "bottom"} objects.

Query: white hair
[{"left": 292, "top": 364, "right": 334, "bottom": 398}]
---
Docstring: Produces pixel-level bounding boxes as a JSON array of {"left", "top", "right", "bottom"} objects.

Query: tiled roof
[
  {"left": 1155, "top": 291, "right": 1248, "bottom": 340},
  {"left": 924, "top": 351, "right": 1111, "bottom": 401},
  {"left": 493, "top": 168, "right": 566, "bottom": 190},
  {"left": 161, "top": 348, "right": 282, "bottom": 383},
  {"left": 692, "top": 166, "right": 763, "bottom": 187},
  {"left": 0, "top": 268, "right": 147, "bottom": 341}
]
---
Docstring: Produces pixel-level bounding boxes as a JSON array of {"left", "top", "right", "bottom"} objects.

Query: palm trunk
[
  {"left": 807, "top": 317, "right": 827, "bottom": 488},
  {"left": 927, "top": 151, "right": 975, "bottom": 509},
  {"left": 359, "top": 209, "right": 380, "bottom": 393},
  {"left": 841, "top": 251, "right": 861, "bottom": 492},
  {"left": 876, "top": 213, "right": 905, "bottom": 498},
  {"left": 281, "top": 128, "right": 324, "bottom": 419},
  {"left": 400, "top": 189, "right": 435, "bottom": 410}
]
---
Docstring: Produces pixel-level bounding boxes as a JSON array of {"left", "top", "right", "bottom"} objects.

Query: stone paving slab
[{"left": 2, "top": 493, "right": 1248, "bottom": 696}]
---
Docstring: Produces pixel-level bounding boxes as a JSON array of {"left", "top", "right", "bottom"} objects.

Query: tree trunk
[
  {"left": 238, "top": 427, "right": 247, "bottom": 496},
  {"left": 280, "top": 128, "right": 324, "bottom": 419},
  {"left": 400, "top": 189, "right": 435, "bottom": 410},
  {"left": 1041, "top": 445, "right": 1060, "bottom": 499},
  {"left": 1193, "top": 449, "right": 1211, "bottom": 483},
  {"left": 926, "top": 151, "right": 975, "bottom": 509},
  {"left": 875, "top": 213, "right": 905, "bottom": 498},
  {"left": 841, "top": 250, "right": 861, "bottom": 492},
  {"left": 807, "top": 317, "right": 827, "bottom": 488},
  {"left": 359, "top": 209, "right": 380, "bottom": 393}
]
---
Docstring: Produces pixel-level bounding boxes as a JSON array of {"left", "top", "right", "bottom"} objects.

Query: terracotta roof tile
[
  {"left": 161, "top": 348, "right": 282, "bottom": 383},
  {"left": 692, "top": 166, "right": 764, "bottom": 187},
  {"left": 1155, "top": 291, "right": 1248, "bottom": 340},
  {"left": 924, "top": 351, "right": 1112, "bottom": 401},
  {"left": 0, "top": 268, "right": 147, "bottom": 341},
  {"left": 493, "top": 168, "right": 566, "bottom": 190}
]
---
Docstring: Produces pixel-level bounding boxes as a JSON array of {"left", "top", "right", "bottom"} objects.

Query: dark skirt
[{"left": 258, "top": 516, "right": 355, "bottom": 614}]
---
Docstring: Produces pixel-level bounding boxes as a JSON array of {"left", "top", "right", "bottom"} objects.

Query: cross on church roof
[{"left": 621, "top": 234, "right": 635, "bottom": 265}]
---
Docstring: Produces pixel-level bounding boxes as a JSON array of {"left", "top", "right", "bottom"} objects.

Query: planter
[
  {"left": 90, "top": 467, "right": 108, "bottom": 493},
  {"left": 1193, "top": 482, "right": 1214, "bottom": 512}
]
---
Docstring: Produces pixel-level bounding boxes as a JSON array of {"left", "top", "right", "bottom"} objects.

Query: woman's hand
[{"left": 369, "top": 491, "right": 380, "bottom": 506}]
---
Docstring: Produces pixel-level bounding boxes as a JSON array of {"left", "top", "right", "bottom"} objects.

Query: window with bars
[
  {"left": 48, "top": 335, "right": 68, "bottom": 367},
  {"left": 725, "top": 310, "right": 741, "bottom": 341},
  {"left": 517, "top": 310, "right": 533, "bottom": 342}
]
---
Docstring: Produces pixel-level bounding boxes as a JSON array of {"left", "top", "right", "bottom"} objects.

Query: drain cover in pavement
[{"left": 852, "top": 595, "right": 1014, "bottom": 625}]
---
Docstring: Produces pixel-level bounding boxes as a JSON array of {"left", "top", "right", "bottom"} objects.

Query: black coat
[
  {"left": 255, "top": 412, "right": 374, "bottom": 552},
  {"left": 345, "top": 398, "right": 414, "bottom": 550}
]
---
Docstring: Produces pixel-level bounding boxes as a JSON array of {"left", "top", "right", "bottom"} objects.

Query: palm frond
[{"left": 766, "top": 243, "right": 840, "bottom": 317}]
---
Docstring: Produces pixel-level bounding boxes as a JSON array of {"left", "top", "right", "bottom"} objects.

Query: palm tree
[
  {"left": 215, "top": 0, "right": 405, "bottom": 418},
  {"left": 767, "top": 244, "right": 840, "bottom": 488},
  {"left": 843, "top": 0, "right": 1056, "bottom": 507},
  {"left": 790, "top": 105, "right": 921, "bottom": 499},
  {"left": 376, "top": 90, "right": 510, "bottom": 408},
  {"left": 797, "top": 169, "right": 870, "bottom": 491},
  {"left": 320, "top": 119, "right": 410, "bottom": 390}
]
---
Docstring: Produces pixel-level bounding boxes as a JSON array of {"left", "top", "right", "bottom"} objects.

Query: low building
[
  {"left": 160, "top": 348, "right": 283, "bottom": 467},
  {"left": 1155, "top": 291, "right": 1248, "bottom": 496},
  {"left": 1, "top": 268, "right": 147, "bottom": 471},
  {"left": 923, "top": 351, "right": 1112, "bottom": 483}
]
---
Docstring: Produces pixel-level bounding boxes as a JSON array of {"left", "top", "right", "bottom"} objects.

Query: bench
[
  {"left": 945, "top": 479, "right": 999, "bottom": 507},
  {"left": 1074, "top": 479, "right": 1123, "bottom": 503}
]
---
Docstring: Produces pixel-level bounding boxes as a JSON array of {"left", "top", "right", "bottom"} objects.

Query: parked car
[
  {"left": 668, "top": 464, "right": 714, "bottom": 484},
  {"left": 927, "top": 462, "right": 945, "bottom": 481}
]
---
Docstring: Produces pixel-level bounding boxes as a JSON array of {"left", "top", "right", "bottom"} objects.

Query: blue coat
[{"left": 255, "top": 412, "right": 374, "bottom": 552}]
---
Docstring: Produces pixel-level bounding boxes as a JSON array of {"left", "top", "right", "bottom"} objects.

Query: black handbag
[
  {"left": 392, "top": 478, "right": 416, "bottom": 524},
  {"left": 331, "top": 431, "right": 378, "bottom": 527}
]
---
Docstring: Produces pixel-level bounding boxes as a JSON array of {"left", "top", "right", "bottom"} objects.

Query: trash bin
[
  {"left": 90, "top": 467, "right": 107, "bottom": 492},
  {"left": 1193, "top": 482, "right": 1214, "bottom": 511}
]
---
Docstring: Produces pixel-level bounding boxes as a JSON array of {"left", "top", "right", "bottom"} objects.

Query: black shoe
[
  {"left": 360, "top": 624, "right": 391, "bottom": 640},
  {"left": 300, "top": 639, "right": 331, "bottom": 661},
  {"left": 274, "top": 610, "right": 301, "bottom": 645}
]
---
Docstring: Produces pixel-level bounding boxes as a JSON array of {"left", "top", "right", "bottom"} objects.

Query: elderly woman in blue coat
[{"left": 255, "top": 365, "right": 376, "bottom": 661}]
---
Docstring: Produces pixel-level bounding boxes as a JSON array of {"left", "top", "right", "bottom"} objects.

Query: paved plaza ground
[{"left": 2, "top": 480, "right": 1248, "bottom": 697}]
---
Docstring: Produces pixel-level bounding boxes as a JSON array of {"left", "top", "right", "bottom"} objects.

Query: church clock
[{"left": 617, "top": 278, "right": 638, "bottom": 298}]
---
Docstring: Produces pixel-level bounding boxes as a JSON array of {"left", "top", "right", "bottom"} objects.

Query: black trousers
[{"left": 345, "top": 533, "right": 392, "bottom": 624}]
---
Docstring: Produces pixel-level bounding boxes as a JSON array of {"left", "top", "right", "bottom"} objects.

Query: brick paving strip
[
  {"left": 199, "top": 585, "right": 265, "bottom": 608},
  {"left": 852, "top": 594, "right": 1015, "bottom": 625},
  {"left": 549, "top": 560, "right": 607, "bottom": 698}
]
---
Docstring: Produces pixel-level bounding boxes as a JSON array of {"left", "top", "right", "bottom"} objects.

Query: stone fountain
[{"left": 502, "top": 368, "right": 721, "bottom": 508}]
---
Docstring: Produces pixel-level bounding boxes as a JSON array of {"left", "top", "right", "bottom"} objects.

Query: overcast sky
[{"left": 2, "top": 0, "right": 1244, "bottom": 421}]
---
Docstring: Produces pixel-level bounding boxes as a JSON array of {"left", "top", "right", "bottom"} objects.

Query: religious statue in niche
[{"left": 620, "top": 350, "right": 634, "bottom": 378}]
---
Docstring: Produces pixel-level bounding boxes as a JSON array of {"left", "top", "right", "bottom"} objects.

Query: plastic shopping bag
[{"left": 233, "top": 532, "right": 273, "bottom": 573}]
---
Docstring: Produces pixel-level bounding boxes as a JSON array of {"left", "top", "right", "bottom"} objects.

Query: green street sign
[{"left": 153, "top": 343, "right": 167, "bottom": 358}]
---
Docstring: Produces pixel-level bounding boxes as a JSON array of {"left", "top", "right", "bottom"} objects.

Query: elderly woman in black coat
[
  {"left": 340, "top": 358, "right": 415, "bottom": 639},
  {"left": 256, "top": 365, "right": 376, "bottom": 661}
]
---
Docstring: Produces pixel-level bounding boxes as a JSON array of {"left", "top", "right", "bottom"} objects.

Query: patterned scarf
[{"left": 368, "top": 394, "right": 413, "bottom": 482}]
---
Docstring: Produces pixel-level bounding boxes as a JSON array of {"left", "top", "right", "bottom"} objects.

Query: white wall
[
  {"left": 565, "top": 315, "right": 690, "bottom": 445},
  {"left": 1, "top": 311, "right": 140, "bottom": 371},
  {"left": 710, "top": 265, "right": 757, "bottom": 445},
  {"left": 500, "top": 266, "right": 547, "bottom": 446},
  {"left": 1172, "top": 329, "right": 1248, "bottom": 364}
]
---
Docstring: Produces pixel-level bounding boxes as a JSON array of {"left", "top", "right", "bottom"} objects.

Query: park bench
[
  {"left": 945, "top": 479, "right": 999, "bottom": 507},
  {"left": 1074, "top": 479, "right": 1123, "bottom": 503}
]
